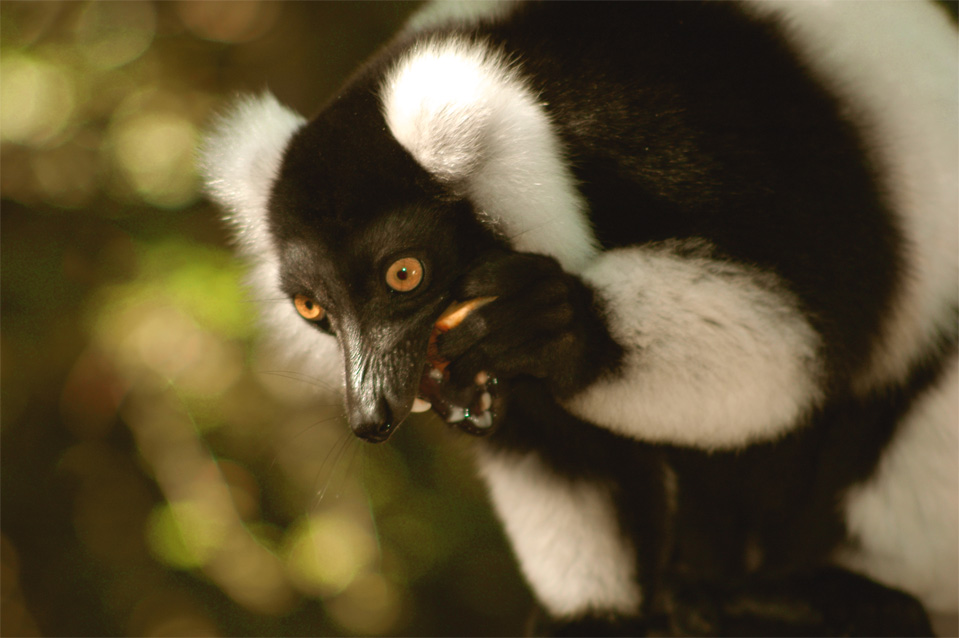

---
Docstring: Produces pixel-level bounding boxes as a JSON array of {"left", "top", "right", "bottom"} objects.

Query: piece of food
[{"left": 425, "top": 296, "right": 497, "bottom": 372}]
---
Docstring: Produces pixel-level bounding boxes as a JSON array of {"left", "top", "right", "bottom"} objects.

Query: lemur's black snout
[
  {"left": 340, "top": 321, "right": 426, "bottom": 444},
  {"left": 349, "top": 397, "right": 397, "bottom": 443}
]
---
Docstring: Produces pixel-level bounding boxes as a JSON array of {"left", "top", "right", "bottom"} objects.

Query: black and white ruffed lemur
[{"left": 200, "top": 2, "right": 958, "bottom": 635}]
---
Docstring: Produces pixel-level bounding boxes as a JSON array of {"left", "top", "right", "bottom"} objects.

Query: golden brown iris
[
  {"left": 385, "top": 257, "right": 424, "bottom": 292},
  {"left": 293, "top": 294, "right": 324, "bottom": 321}
]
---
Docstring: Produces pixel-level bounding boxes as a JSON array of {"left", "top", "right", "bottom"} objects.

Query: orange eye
[
  {"left": 294, "top": 294, "right": 325, "bottom": 321},
  {"left": 385, "top": 257, "right": 424, "bottom": 292}
]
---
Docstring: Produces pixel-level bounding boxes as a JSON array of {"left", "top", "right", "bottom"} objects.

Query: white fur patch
[
  {"left": 199, "top": 93, "right": 343, "bottom": 389},
  {"left": 244, "top": 258, "right": 344, "bottom": 392},
  {"left": 380, "top": 37, "right": 599, "bottom": 272},
  {"left": 837, "top": 355, "right": 959, "bottom": 613},
  {"left": 199, "top": 92, "right": 306, "bottom": 258},
  {"left": 744, "top": 0, "right": 959, "bottom": 393},
  {"left": 475, "top": 448, "right": 643, "bottom": 617},
  {"left": 564, "top": 242, "right": 824, "bottom": 450}
]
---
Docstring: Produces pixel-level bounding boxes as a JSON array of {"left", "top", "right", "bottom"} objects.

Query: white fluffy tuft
[
  {"left": 382, "top": 40, "right": 501, "bottom": 182},
  {"left": 476, "top": 448, "right": 643, "bottom": 618},
  {"left": 564, "top": 241, "right": 825, "bottom": 450},
  {"left": 198, "top": 92, "right": 306, "bottom": 258},
  {"left": 199, "top": 93, "right": 343, "bottom": 390},
  {"left": 838, "top": 355, "right": 959, "bottom": 613},
  {"left": 380, "top": 38, "right": 599, "bottom": 272},
  {"left": 244, "top": 258, "right": 344, "bottom": 394}
]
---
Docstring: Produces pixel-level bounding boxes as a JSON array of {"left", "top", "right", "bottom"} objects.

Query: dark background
[{"left": 1, "top": 2, "right": 533, "bottom": 636}]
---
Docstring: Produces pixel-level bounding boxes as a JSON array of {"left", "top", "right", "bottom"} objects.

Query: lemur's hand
[{"left": 437, "top": 251, "right": 622, "bottom": 401}]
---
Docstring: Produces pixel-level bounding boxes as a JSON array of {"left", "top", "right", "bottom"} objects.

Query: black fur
[
  {"left": 229, "top": 1, "right": 957, "bottom": 635},
  {"left": 469, "top": 0, "right": 904, "bottom": 388}
]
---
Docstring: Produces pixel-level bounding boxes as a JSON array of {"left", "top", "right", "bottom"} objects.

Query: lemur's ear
[
  {"left": 380, "top": 38, "right": 599, "bottom": 272},
  {"left": 198, "top": 92, "right": 306, "bottom": 256}
]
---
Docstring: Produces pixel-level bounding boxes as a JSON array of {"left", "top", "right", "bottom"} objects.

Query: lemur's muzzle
[
  {"left": 342, "top": 298, "right": 502, "bottom": 443},
  {"left": 339, "top": 322, "right": 427, "bottom": 444}
]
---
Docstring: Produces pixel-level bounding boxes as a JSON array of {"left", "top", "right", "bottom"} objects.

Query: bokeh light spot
[
  {"left": 146, "top": 500, "right": 227, "bottom": 570},
  {"left": 110, "top": 110, "right": 200, "bottom": 209},
  {"left": 89, "top": 239, "right": 251, "bottom": 396},
  {"left": 205, "top": 531, "right": 295, "bottom": 616},
  {"left": 284, "top": 512, "right": 377, "bottom": 597},
  {"left": 0, "top": 52, "right": 75, "bottom": 146},
  {"left": 74, "top": 1, "right": 156, "bottom": 70},
  {"left": 176, "top": 0, "right": 279, "bottom": 43}
]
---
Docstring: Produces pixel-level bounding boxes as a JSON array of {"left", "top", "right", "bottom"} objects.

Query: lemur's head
[
  {"left": 200, "top": 38, "right": 597, "bottom": 442},
  {"left": 202, "top": 88, "right": 502, "bottom": 442},
  {"left": 269, "top": 94, "right": 504, "bottom": 441}
]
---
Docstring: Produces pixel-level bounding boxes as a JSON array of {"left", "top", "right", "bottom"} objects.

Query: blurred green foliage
[{"left": 0, "top": 2, "right": 532, "bottom": 636}]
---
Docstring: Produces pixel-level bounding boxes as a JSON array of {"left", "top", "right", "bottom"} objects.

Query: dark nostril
[
  {"left": 350, "top": 398, "right": 396, "bottom": 443},
  {"left": 354, "top": 420, "right": 393, "bottom": 443}
]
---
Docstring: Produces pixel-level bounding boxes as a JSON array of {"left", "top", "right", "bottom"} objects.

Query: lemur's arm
[
  {"left": 565, "top": 243, "right": 823, "bottom": 449},
  {"left": 439, "top": 241, "right": 823, "bottom": 451}
]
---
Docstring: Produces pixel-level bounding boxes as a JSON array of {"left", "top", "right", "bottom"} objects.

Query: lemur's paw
[{"left": 438, "top": 251, "right": 616, "bottom": 398}]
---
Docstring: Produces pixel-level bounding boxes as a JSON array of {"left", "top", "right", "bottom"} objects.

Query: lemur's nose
[
  {"left": 353, "top": 419, "right": 394, "bottom": 443},
  {"left": 350, "top": 397, "right": 396, "bottom": 443}
]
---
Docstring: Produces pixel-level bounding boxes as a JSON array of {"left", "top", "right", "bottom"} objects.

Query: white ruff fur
[
  {"left": 476, "top": 448, "right": 643, "bottom": 617},
  {"left": 200, "top": 92, "right": 305, "bottom": 258},
  {"left": 245, "top": 258, "right": 343, "bottom": 389},
  {"left": 564, "top": 241, "right": 824, "bottom": 450},
  {"left": 199, "top": 93, "right": 343, "bottom": 388},
  {"left": 745, "top": 0, "right": 959, "bottom": 394},
  {"left": 838, "top": 356, "right": 959, "bottom": 613},
  {"left": 380, "top": 37, "right": 599, "bottom": 273}
]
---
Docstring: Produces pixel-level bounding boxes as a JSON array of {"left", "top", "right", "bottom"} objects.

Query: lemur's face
[
  {"left": 258, "top": 90, "right": 509, "bottom": 442},
  {"left": 270, "top": 194, "right": 499, "bottom": 442}
]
